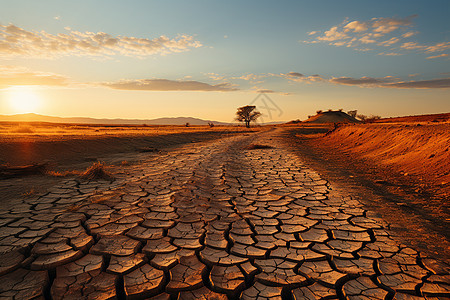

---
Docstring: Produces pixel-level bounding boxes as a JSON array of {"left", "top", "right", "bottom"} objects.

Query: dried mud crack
[{"left": 0, "top": 129, "right": 448, "bottom": 299}]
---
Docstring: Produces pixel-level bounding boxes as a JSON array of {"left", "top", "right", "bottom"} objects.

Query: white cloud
[
  {"left": 0, "top": 24, "right": 202, "bottom": 59},
  {"left": 371, "top": 15, "right": 416, "bottom": 34},
  {"left": 424, "top": 42, "right": 450, "bottom": 53},
  {"left": 206, "top": 73, "right": 226, "bottom": 81},
  {"left": 359, "top": 35, "right": 377, "bottom": 44},
  {"left": 286, "top": 72, "right": 304, "bottom": 78},
  {"left": 344, "top": 21, "right": 368, "bottom": 33},
  {"left": 400, "top": 42, "right": 423, "bottom": 50},
  {"left": 402, "top": 31, "right": 417, "bottom": 38},
  {"left": 0, "top": 65, "right": 69, "bottom": 88},
  {"left": 317, "top": 26, "right": 348, "bottom": 41},
  {"left": 400, "top": 41, "right": 450, "bottom": 53},
  {"left": 330, "top": 76, "right": 450, "bottom": 89},
  {"left": 378, "top": 37, "right": 400, "bottom": 46},
  {"left": 308, "top": 31, "right": 318, "bottom": 36},
  {"left": 302, "top": 15, "right": 448, "bottom": 59},
  {"left": 378, "top": 52, "right": 403, "bottom": 56},
  {"left": 103, "top": 79, "right": 238, "bottom": 92},
  {"left": 283, "top": 72, "right": 324, "bottom": 83},
  {"left": 426, "top": 53, "right": 449, "bottom": 59}
]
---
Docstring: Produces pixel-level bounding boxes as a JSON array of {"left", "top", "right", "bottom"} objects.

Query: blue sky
[{"left": 0, "top": 0, "right": 449, "bottom": 122}]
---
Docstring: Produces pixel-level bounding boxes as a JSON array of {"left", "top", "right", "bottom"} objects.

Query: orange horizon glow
[{"left": 6, "top": 86, "right": 43, "bottom": 114}]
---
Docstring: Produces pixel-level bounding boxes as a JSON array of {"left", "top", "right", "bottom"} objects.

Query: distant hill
[
  {"left": 302, "top": 110, "right": 360, "bottom": 124},
  {"left": 0, "top": 113, "right": 229, "bottom": 126}
]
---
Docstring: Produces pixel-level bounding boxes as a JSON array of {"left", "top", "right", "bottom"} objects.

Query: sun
[{"left": 7, "top": 86, "right": 42, "bottom": 114}]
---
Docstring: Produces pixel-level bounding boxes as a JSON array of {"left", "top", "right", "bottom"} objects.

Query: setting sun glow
[{"left": 7, "top": 87, "right": 41, "bottom": 114}]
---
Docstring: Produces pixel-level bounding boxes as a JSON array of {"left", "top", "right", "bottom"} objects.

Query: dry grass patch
[
  {"left": 10, "top": 126, "right": 35, "bottom": 134},
  {"left": 79, "top": 162, "right": 114, "bottom": 181}
]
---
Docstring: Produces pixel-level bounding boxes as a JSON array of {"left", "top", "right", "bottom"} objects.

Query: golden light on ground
[{"left": 7, "top": 86, "right": 42, "bottom": 114}]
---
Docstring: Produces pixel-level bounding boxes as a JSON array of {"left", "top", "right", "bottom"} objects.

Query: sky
[{"left": 0, "top": 0, "right": 449, "bottom": 122}]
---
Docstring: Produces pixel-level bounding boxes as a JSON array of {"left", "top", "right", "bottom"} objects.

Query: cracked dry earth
[{"left": 0, "top": 129, "right": 449, "bottom": 300}]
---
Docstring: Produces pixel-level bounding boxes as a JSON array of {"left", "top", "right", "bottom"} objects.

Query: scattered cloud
[
  {"left": 231, "top": 73, "right": 268, "bottom": 84},
  {"left": 408, "top": 73, "right": 420, "bottom": 77},
  {"left": 400, "top": 42, "right": 423, "bottom": 50},
  {"left": 378, "top": 37, "right": 400, "bottom": 46},
  {"left": 303, "top": 15, "right": 449, "bottom": 58},
  {"left": 424, "top": 42, "right": 450, "bottom": 53},
  {"left": 235, "top": 73, "right": 260, "bottom": 81},
  {"left": 330, "top": 76, "right": 395, "bottom": 86},
  {"left": 344, "top": 21, "right": 368, "bottom": 33},
  {"left": 206, "top": 72, "right": 226, "bottom": 81},
  {"left": 308, "top": 15, "right": 415, "bottom": 48},
  {"left": 400, "top": 41, "right": 450, "bottom": 53},
  {"left": 286, "top": 72, "right": 304, "bottom": 78},
  {"left": 0, "top": 24, "right": 202, "bottom": 59},
  {"left": 402, "top": 31, "right": 417, "bottom": 38},
  {"left": 54, "top": 16, "right": 61, "bottom": 20},
  {"left": 385, "top": 79, "right": 450, "bottom": 89},
  {"left": 330, "top": 76, "right": 450, "bottom": 89},
  {"left": 283, "top": 72, "right": 324, "bottom": 83},
  {"left": 371, "top": 15, "right": 416, "bottom": 34},
  {"left": 103, "top": 79, "right": 238, "bottom": 92},
  {"left": 0, "top": 65, "right": 68, "bottom": 88},
  {"left": 377, "top": 52, "right": 403, "bottom": 56},
  {"left": 317, "top": 26, "right": 348, "bottom": 42},
  {"left": 255, "top": 89, "right": 275, "bottom": 93},
  {"left": 426, "top": 53, "right": 449, "bottom": 59},
  {"left": 359, "top": 35, "right": 377, "bottom": 44}
]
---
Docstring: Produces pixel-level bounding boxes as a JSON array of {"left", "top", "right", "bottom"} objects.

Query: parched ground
[
  {"left": 0, "top": 128, "right": 449, "bottom": 299},
  {"left": 282, "top": 123, "right": 450, "bottom": 261}
]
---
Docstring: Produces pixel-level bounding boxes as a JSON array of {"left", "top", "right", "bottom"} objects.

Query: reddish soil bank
[{"left": 281, "top": 124, "right": 450, "bottom": 260}]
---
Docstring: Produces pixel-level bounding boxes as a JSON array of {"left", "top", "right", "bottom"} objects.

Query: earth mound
[{"left": 303, "top": 111, "right": 360, "bottom": 123}]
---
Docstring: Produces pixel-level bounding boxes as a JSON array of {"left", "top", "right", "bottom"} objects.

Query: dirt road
[{"left": 0, "top": 129, "right": 448, "bottom": 299}]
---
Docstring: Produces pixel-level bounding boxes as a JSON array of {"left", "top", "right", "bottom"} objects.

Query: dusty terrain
[
  {"left": 0, "top": 123, "right": 258, "bottom": 205},
  {"left": 282, "top": 122, "right": 450, "bottom": 260},
  {"left": 0, "top": 123, "right": 449, "bottom": 299}
]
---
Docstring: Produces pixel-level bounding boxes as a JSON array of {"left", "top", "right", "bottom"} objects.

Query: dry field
[
  {"left": 0, "top": 122, "right": 259, "bottom": 167},
  {"left": 0, "top": 122, "right": 261, "bottom": 205},
  {"left": 283, "top": 120, "right": 450, "bottom": 259},
  {"left": 0, "top": 120, "right": 449, "bottom": 298}
]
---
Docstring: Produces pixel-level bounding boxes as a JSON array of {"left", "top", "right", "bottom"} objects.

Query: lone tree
[{"left": 236, "top": 105, "right": 261, "bottom": 128}]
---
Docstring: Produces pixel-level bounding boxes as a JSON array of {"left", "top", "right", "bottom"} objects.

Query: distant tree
[
  {"left": 316, "top": 110, "right": 323, "bottom": 114},
  {"left": 365, "top": 115, "right": 381, "bottom": 123},
  {"left": 208, "top": 122, "right": 214, "bottom": 128},
  {"left": 235, "top": 105, "right": 261, "bottom": 128},
  {"left": 328, "top": 108, "right": 333, "bottom": 112},
  {"left": 357, "top": 114, "right": 367, "bottom": 122},
  {"left": 185, "top": 122, "right": 190, "bottom": 127},
  {"left": 357, "top": 114, "right": 381, "bottom": 123},
  {"left": 338, "top": 108, "right": 343, "bottom": 112},
  {"left": 347, "top": 110, "right": 357, "bottom": 118}
]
